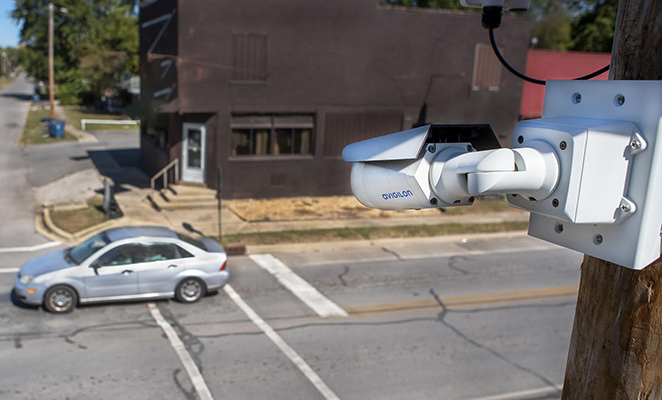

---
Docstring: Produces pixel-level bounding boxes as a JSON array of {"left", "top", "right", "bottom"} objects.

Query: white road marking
[
  {"left": 223, "top": 284, "right": 340, "bottom": 400},
  {"left": 0, "top": 268, "right": 20, "bottom": 274},
  {"left": 468, "top": 385, "right": 563, "bottom": 400},
  {"left": 249, "top": 254, "right": 348, "bottom": 318},
  {"left": 148, "top": 303, "right": 214, "bottom": 400},
  {"left": 0, "top": 241, "right": 61, "bottom": 253}
]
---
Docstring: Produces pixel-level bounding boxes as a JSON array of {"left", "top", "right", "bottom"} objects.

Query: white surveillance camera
[
  {"left": 342, "top": 124, "right": 559, "bottom": 211},
  {"left": 342, "top": 81, "right": 662, "bottom": 271}
]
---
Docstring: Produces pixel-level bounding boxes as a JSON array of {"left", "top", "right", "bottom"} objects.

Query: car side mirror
[{"left": 90, "top": 261, "right": 101, "bottom": 270}]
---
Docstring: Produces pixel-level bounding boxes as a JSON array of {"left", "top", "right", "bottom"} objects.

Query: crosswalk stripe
[{"left": 249, "top": 254, "right": 348, "bottom": 318}]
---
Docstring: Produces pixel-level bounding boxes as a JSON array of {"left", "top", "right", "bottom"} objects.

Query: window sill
[{"left": 229, "top": 155, "right": 315, "bottom": 162}]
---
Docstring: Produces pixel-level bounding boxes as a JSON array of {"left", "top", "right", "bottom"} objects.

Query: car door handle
[
  {"left": 122, "top": 270, "right": 134, "bottom": 275},
  {"left": 167, "top": 264, "right": 179, "bottom": 269}
]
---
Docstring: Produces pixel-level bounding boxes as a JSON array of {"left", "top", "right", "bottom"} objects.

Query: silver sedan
[{"left": 14, "top": 226, "right": 229, "bottom": 314}]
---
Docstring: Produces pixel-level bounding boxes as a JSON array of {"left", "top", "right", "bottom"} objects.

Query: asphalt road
[{"left": 0, "top": 234, "right": 583, "bottom": 400}]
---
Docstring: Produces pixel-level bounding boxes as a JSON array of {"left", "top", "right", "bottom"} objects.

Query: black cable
[{"left": 488, "top": 28, "right": 610, "bottom": 86}]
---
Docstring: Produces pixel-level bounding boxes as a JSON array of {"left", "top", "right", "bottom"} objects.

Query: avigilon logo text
[{"left": 381, "top": 190, "right": 414, "bottom": 200}]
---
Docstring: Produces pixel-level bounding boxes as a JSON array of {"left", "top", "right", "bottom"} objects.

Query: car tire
[
  {"left": 43, "top": 285, "right": 77, "bottom": 314},
  {"left": 175, "top": 278, "right": 206, "bottom": 303}
]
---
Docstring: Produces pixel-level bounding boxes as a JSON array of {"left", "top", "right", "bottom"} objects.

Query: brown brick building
[{"left": 139, "top": 0, "right": 531, "bottom": 198}]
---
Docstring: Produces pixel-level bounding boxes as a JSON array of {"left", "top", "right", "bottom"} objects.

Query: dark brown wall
[{"left": 141, "top": 0, "right": 531, "bottom": 198}]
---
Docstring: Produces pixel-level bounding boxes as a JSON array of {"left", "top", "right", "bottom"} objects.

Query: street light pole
[{"left": 48, "top": 2, "right": 55, "bottom": 119}]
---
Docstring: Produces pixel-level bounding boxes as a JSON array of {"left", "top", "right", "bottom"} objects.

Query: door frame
[{"left": 181, "top": 122, "right": 207, "bottom": 183}]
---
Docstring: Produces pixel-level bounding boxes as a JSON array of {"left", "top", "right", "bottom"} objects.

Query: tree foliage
[
  {"left": 381, "top": 0, "right": 617, "bottom": 53},
  {"left": 12, "top": 0, "right": 138, "bottom": 103}
]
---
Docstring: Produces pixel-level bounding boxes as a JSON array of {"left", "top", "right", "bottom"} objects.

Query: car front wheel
[
  {"left": 44, "top": 285, "right": 77, "bottom": 314},
  {"left": 175, "top": 278, "right": 206, "bottom": 303}
]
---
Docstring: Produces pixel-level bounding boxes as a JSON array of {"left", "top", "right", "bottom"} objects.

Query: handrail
[{"left": 150, "top": 158, "right": 179, "bottom": 190}]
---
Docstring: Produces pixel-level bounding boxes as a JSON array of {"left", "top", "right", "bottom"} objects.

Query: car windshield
[
  {"left": 176, "top": 233, "right": 205, "bottom": 250},
  {"left": 68, "top": 232, "right": 111, "bottom": 265}
]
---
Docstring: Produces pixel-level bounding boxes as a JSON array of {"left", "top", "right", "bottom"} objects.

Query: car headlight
[{"left": 19, "top": 274, "right": 35, "bottom": 285}]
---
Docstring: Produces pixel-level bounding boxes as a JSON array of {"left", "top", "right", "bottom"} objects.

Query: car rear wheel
[
  {"left": 175, "top": 278, "right": 206, "bottom": 303},
  {"left": 44, "top": 285, "right": 77, "bottom": 314}
]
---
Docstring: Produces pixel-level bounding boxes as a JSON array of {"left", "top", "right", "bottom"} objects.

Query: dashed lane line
[
  {"left": 0, "top": 241, "right": 61, "bottom": 253},
  {"left": 148, "top": 303, "right": 214, "bottom": 400},
  {"left": 224, "top": 284, "right": 341, "bottom": 400},
  {"left": 0, "top": 268, "right": 20, "bottom": 274},
  {"left": 249, "top": 254, "right": 348, "bottom": 318}
]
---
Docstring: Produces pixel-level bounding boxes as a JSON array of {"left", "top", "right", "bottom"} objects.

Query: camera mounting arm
[
  {"left": 343, "top": 124, "right": 560, "bottom": 210},
  {"left": 429, "top": 142, "right": 560, "bottom": 204}
]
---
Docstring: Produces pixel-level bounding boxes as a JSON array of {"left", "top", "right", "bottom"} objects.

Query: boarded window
[
  {"left": 472, "top": 43, "right": 502, "bottom": 91},
  {"left": 232, "top": 34, "right": 267, "bottom": 82},
  {"left": 324, "top": 113, "right": 403, "bottom": 157}
]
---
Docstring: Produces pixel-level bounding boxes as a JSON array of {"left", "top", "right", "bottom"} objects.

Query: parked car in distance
[{"left": 14, "top": 226, "right": 228, "bottom": 314}]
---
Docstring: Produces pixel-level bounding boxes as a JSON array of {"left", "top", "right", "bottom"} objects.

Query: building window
[
  {"left": 231, "top": 115, "right": 314, "bottom": 157},
  {"left": 232, "top": 34, "right": 267, "bottom": 83},
  {"left": 472, "top": 43, "right": 503, "bottom": 91}
]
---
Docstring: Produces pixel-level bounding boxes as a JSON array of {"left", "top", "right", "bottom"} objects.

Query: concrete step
[
  {"left": 149, "top": 191, "right": 218, "bottom": 211},
  {"left": 168, "top": 184, "right": 217, "bottom": 196},
  {"left": 161, "top": 190, "right": 217, "bottom": 203}
]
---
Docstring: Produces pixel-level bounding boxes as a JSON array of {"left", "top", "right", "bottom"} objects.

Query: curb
[
  {"left": 34, "top": 213, "right": 71, "bottom": 244},
  {"left": 242, "top": 230, "right": 530, "bottom": 255}
]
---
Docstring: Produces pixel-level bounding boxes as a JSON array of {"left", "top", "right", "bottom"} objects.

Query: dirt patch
[
  {"left": 226, "top": 196, "right": 520, "bottom": 222},
  {"left": 49, "top": 197, "right": 108, "bottom": 234}
]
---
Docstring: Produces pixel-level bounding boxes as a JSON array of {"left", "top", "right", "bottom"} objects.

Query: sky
[{"left": 0, "top": 1, "right": 20, "bottom": 48}]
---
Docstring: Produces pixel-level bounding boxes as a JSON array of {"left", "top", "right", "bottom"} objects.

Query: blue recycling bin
[{"left": 48, "top": 119, "right": 66, "bottom": 139}]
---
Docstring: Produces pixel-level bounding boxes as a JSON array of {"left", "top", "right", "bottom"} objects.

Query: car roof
[{"left": 105, "top": 226, "right": 178, "bottom": 242}]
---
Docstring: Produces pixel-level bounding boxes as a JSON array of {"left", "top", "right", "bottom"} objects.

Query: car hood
[{"left": 20, "top": 249, "right": 76, "bottom": 277}]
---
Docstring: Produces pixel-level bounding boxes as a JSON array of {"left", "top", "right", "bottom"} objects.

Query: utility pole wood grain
[{"left": 561, "top": 0, "right": 662, "bottom": 399}]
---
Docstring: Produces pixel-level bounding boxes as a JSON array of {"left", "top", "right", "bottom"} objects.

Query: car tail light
[{"left": 220, "top": 261, "right": 227, "bottom": 271}]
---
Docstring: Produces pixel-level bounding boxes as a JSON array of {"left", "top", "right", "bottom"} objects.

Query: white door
[{"left": 182, "top": 123, "right": 206, "bottom": 183}]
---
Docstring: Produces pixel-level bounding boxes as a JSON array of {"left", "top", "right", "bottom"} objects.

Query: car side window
[
  {"left": 97, "top": 245, "right": 145, "bottom": 267},
  {"left": 143, "top": 243, "right": 193, "bottom": 262},
  {"left": 175, "top": 245, "right": 194, "bottom": 259}
]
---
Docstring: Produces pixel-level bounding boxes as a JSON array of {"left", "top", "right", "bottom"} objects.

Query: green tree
[
  {"left": 531, "top": 11, "right": 574, "bottom": 50},
  {"left": 12, "top": 0, "right": 138, "bottom": 103},
  {"left": 569, "top": 0, "right": 618, "bottom": 53}
]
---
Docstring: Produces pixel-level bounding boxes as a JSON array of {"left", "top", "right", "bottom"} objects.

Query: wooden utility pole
[
  {"left": 561, "top": 1, "right": 662, "bottom": 399},
  {"left": 48, "top": 1, "right": 55, "bottom": 119}
]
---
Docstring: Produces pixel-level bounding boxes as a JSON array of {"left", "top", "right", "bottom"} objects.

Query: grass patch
[
  {"left": 21, "top": 108, "right": 77, "bottom": 146},
  {"left": 219, "top": 221, "right": 528, "bottom": 247},
  {"left": 62, "top": 107, "right": 138, "bottom": 131},
  {"left": 49, "top": 197, "right": 109, "bottom": 234}
]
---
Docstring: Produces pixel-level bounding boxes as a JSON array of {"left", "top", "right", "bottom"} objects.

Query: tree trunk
[{"left": 561, "top": 0, "right": 662, "bottom": 399}]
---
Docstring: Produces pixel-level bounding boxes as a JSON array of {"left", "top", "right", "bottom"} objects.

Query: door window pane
[
  {"left": 187, "top": 129, "right": 202, "bottom": 168},
  {"left": 97, "top": 245, "right": 145, "bottom": 267}
]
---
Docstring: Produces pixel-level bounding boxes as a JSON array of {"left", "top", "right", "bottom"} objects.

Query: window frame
[{"left": 230, "top": 114, "right": 315, "bottom": 160}]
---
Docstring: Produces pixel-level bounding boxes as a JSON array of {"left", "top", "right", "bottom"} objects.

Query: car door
[
  {"left": 136, "top": 242, "right": 196, "bottom": 294},
  {"left": 84, "top": 244, "right": 143, "bottom": 299}
]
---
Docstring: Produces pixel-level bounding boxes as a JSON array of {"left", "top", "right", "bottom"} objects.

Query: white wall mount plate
[{"left": 516, "top": 80, "right": 662, "bottom": 270}]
